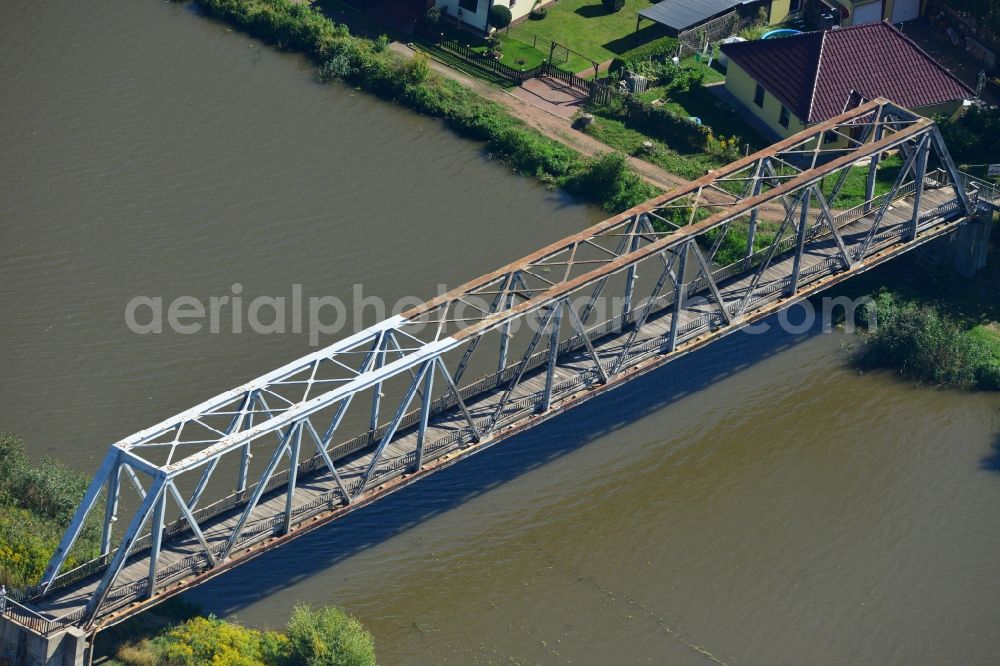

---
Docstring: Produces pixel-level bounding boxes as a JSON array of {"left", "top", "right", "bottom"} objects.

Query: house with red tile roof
[{"left": 719, "top": 20, "right": 973, "bottom": 140}]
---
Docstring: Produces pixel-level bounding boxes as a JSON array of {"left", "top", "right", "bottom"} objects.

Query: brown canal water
[{"left": 2, "top": 2, "right": 999, "bottom": 665}]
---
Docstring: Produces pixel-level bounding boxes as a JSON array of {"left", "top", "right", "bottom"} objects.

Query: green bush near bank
[
  {"left": 856, "top": 291, "right": 1000, "bottom": 390},
  {"left": 0, "top": 432, "right": 103, "bottom": 589},
  {"left": 113, "top": 606, "right": 376, "bottom": 666},
  {"left": 197, "top": 0, "right": 656, "bottom": 213},
  {"left": 562, "top": 152, "right": 658, "bottom": 213}
]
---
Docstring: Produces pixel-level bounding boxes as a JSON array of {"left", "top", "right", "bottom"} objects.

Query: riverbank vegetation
[
  {"left": 857, "top": 291, "right": 1000, "bottom": 389},
  {"left": 835, "top": 223, "right": 1000, "bottom": 390},
  {"left": 0, "top": 432, "right": 103, "bottom": 589},
  {"left": 581, "top": 64, "right": 752, "bottom": 180},
  {"left": 112, "top": 605, "right": 375, "bottom": 666},
  {"left": 194, "top": 0, "right": 657, "bottom": 213}
]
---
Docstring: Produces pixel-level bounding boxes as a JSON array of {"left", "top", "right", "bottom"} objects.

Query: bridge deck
[{"left": 24, "top": 185, "right": 962, "bottom": 629}]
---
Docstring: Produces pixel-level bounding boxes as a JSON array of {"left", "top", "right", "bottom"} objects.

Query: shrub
[
  {"left": 610, "top": 36, "right": 678, "bottom": 72},
  {"left": 706, "top": 134, "right": 740, "bottom": 162},
  {"left": 625, "top": 60, "right": 702, "bottom": 92},
  {"left": 115, "top": 643, "right": 159, "bottom": 666},
  {"left": 529, "top": 6, "right": 547, "bottom": 19},
  {"left": 422, "top": 6, "right": 443, "bottom": 35},
  {"left": 0, "top": 432, "right": 104, "bottom": 588},
  {"left": 402, "top": 51, "right": 430, "bottom": 84},
  {"left": 562, "top": 152, "right": 658, "bottom": 213},
  {"left": 285, "top": 605, "right": 376, "bottom": 666},
  {"left": 114, "top": 606, "right": 376, "bottom": 666},
  {"left": 621, "top": 96, "right": 711, "bottom": 152},
  {"left": 937, "top": 106, "right": 1000, "bottom": 166},
  {"left": 602, "top": 0, "right": 625, "bottom": 12},
  {"left": 857, "top": 292, "right": 1000, "bottom": 389},
  {"left": 488, "top": 4, "right": 513, "bottom": 30}
]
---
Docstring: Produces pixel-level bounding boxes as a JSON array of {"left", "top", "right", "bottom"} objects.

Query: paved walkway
[{"left": 511, "top": 76, "right": 589, "bottom": 119}]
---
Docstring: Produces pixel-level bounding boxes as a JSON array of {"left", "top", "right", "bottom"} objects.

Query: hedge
[
  {"left": 610, "top": 36, "right": 679, "bottom": 73},
  {"left": 622, "top": 97, "right": 710, "bottom": 152},
  {"left": 196, "top": 0, "right": 657, "bottom": 213}
]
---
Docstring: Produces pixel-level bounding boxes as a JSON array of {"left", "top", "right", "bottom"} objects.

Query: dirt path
[
  {"left": 389, "top": 43, "right": 798, "bottom": 222},
  {"left": 390, "top": 42, "right": 689, "bottom": 193}
]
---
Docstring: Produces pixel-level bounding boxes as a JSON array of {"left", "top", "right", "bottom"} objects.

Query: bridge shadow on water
[{"left": 178, "top": 310, "right": 828, "bottom": 619}]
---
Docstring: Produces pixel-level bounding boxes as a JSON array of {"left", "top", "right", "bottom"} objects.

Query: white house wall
[{"left": 435, "top": 0, "right": 538, "bottom": 34}]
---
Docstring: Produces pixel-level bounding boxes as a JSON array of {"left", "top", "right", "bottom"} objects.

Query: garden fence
[
  {"left": 441, "top": 39, "right": 610, "bottom": 102},
  {"left": 441, "top": 40, "right": 545, "bottom": 83},
  {"left": 676, "top": 10, "right": 752, "bottom": 59}
]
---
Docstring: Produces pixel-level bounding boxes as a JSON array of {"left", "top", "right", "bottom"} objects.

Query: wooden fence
[
  {"left": 440, "top": 40, "right": 612, "bottom": 103},
  {"left": 441, "top": 40, "right": 544, "bottom": 83}
]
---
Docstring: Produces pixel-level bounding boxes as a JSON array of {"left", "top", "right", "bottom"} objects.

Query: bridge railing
[{"left": 928, "top": 168, "right": 999, "bottom": 208}]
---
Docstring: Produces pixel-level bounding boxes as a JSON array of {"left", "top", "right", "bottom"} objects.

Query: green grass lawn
[
  {"left": 493, "top": 35, "right": 547, "bottom": 69},
  {"left": 819, "top": 155, "right": 903, "bottom": 209},
  {"left": 583, "top": 113, "right": 724, "bottom": 180},
  {"left": 679, "top": 53, "right": 725, "bottom": 84},
  {"left": 509, "top": 0, "right": 666, "bottom": 74},
  {"left": 422, "top": 23, "right": 547, "bottom": 85}
]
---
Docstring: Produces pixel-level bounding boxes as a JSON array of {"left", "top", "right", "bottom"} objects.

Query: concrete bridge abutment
[
  {"left": 0, "top": 617, "right": 91, "bottom": 666},
  {"left": 926, "top": 209, "right": 996, "bottom": 277}
]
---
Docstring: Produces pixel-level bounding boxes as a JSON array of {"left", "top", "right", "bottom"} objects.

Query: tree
[
  {"left": 488, "top": 4, "right": 512, "bottom": 30},
  {"left": 285, "top": 605, "right": 376, "bottom": 666},
  {"left": 938, "top": 105, "right": 1000, "bottom": 167},
  {"left": 602, "top": 0, "right": 625, "bottom": 12}
]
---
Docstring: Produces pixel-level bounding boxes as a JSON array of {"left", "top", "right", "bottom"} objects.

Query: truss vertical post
[
  {"left": 435, "top": 358, "right": 481, "bottom": 442},
  {"left": 450, "top": 276, "right": 511, "bottom": 388},
  {"left": 356, "top": 363, "right": 429, "bottom": 497},
  {"left": 221, "top": 430, "right": 294, "bottom": 562},
  {"left": 908, "top": 135, "right": 930, "bottom": 240},
  {"left": 238, "top": 445, "right": 251, "bottom": 493},
  {"left": 83, "top": 477, "right": 165, "bottom": 626},
  {"left": 486, "top": 308, "right": 555, "bottom": 433},
  {"left": 370, "top": 335, "right": 387, "bottom": 432},
  {"left": 101, "top": 459, "right": 121, "bottom": 556},
  {"left": 855, "top": 144, "right": 920, "bottom": 260},
  {"left": 581, "top": 229, "right": 632, "bottom": 324},
  {"left": 612, "top": 253, "right": 677, "bottom": 374},
  {"left": 167, "top": 481, "right": 217, "bottom": 567},
  {"left": 668, "top": 241, "right": 689, "bottom": 352},
  {"left": 622, "top": 215, "right": 642, "bottom": 326},
  {"left": 40, "top": 449, "right": 118, "bottom": 595},
  {"left": 929, "top": 127, "right": 973, "bottom": 215},
  {"left": 864, "top": 120, "right": 885, "bottom": 213},
  {"left": 744, "top": 159, "right": 767, "bottom": 270},
  {"left": 283, "top": 423, "right": 302, "bottom": 535},
  {"left": 146, "top": 487, "right": 167, "bottom": 599},
  {"left": 498, "top": 273, "right": 517, "bottom": 373},
  {"left": 238, "top": 392, "right": 256, "bottom": 493},
  {"left": 415, "top": 364, "right": 435, "bottom": 471},
  {"left": 541, "top": 301, "right": 563, "bottom": 412},
  {"left": 789, "top": 190, "right": 811, "bottom": 295}
]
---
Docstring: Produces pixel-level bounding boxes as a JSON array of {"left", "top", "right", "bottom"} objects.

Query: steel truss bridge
[{"left": 5, "top": 99, "right": 998, "bottom": 637}]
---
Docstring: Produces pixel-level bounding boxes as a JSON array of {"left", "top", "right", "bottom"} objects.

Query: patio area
[{"left": 511, "top": 76, "right": 590, "bottom": 118}]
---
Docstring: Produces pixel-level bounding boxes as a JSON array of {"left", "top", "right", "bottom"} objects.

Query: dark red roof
[{"left": 720, "top": 21, "right": 974, "bottom": 123}]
